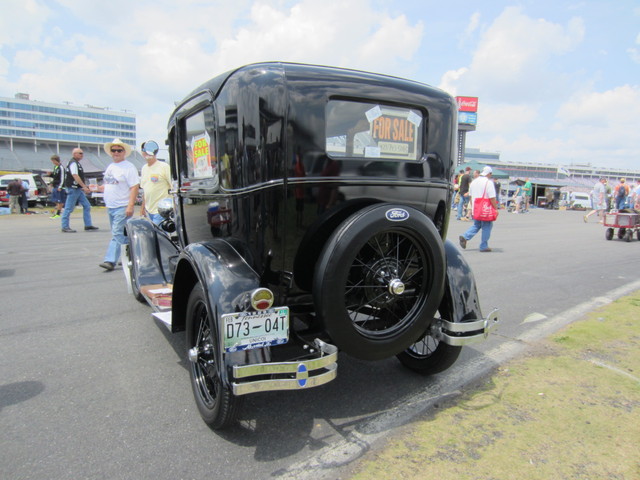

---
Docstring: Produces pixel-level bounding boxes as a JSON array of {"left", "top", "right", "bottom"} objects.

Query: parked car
[
  {"left": 569, "top": 192, "right": 591, "bottom": 210},
  {"left": 87, "top": 178, "right": 105, "bottom": 206},
  {"left": 123, "top": 62, "right": 499, "bottom": 429},
  {"left": 0, "top": 173, "right": 50, "bottom": 207}
]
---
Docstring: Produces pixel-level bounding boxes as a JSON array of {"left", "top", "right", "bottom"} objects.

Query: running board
[{"left": 152, "top": 311, "right": 172, "bottom": 329}]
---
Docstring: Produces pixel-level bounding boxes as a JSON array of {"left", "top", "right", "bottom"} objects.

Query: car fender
[
  {"left": 171, "top": 240, "right": 269, "bottom": 383},
  {"left": 443, "top": 238, "right": 484, "bottom": 322},
  {"left": 126, "top": 218, "right": 179, "bottom": 288}
]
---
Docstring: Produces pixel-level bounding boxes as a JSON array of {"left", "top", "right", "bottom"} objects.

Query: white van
[
  {"left": 0, "top": 173, "right": 50, "bottom": 207},
  {"left": 569, "top": 192, "right": 591, "bottom": 210}
]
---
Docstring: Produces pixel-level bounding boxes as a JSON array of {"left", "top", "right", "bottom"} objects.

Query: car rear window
[{"left": 325, "top": 100, "right": 423, "bottom": 162}]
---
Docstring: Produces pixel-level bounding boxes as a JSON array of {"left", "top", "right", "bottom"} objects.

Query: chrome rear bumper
[
  {"left": 231, "top": 339, "right": 338, "bottom": 396},
  {"left": 434, "top": 309, "right": 499, "bottom": 346}
]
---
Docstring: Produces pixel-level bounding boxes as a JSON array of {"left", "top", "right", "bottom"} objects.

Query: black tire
[
  {"left": 605, "top": 228, "right": 614, "bottom": 241},
  {"left": 125, "top": 244, "right": 146, "bottom": 303},
  {"left": 636, "top": 230, "right": 640, "bottom": 242},
  {"left": 625, "top": 230, "right": 633, "bottom": 242},
  {"left": 396, "top": 311, "right": 462, "bottom": 375},
  {"left": 618, "top": 228, "right": 626, "bottom": 239},
  {"left": 186, "top": 284, "right": 242, "bottom": 429},
  {"left": 313, "top": 204, "right": 446, "bottom": 361}
]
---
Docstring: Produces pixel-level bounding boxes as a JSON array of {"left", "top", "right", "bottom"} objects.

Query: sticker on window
[{"left": 191, "top": 132, "right": 213, "bottom": 178}]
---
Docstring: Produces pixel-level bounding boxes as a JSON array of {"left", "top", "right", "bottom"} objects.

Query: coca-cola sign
[{"left": 456, "top": 96, "right": 478, "bottom": 113}]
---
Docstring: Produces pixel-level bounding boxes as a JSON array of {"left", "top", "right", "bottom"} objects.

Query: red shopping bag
[{"left": 472, "top": 182, "right": 497, "bottom": 221}]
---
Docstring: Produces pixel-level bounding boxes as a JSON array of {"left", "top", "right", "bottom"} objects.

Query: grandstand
[
  {"left": 463, "top": 147, "right": 640, "bottom": 192},
  {"left": 0, "top": 139, "right": 146, "bottom": 177},
  {"left": 0, "top": 93, "right": 146, "bottom": 176}
]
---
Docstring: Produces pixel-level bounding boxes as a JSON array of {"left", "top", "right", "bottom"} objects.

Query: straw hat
[{"left": 104, "top": 138, "right": 132, "bottom": 157}]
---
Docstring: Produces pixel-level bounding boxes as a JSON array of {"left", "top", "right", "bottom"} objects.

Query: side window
[{"left": 179, "top": 108, "right": 218, "bottom": 188}]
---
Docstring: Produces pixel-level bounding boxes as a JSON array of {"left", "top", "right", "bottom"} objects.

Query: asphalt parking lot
[{"left": 1, "top": 205, "right": 639, "bottom": 480}]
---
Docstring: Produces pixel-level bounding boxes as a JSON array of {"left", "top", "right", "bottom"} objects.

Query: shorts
[{"left": 51, "top": 187, "right": 67, "bottom": 204}]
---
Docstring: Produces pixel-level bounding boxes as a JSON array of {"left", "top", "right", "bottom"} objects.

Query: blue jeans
[
  {"left": 61, "top": 188, "right": 93, "bottom": 229},
  {"left": 462, "top": 219, "right": 494, "bottom": 250},
  {"left": 103, "top": 207, "right": 129, "bottom": 264},
  {"left": 456, "top": 195, "right": 469, "bottom": 219}
]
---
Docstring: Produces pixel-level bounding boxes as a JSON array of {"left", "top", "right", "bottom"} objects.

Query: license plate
[{"left": 222, "top": 307, "right": 289, "bottom": 352}]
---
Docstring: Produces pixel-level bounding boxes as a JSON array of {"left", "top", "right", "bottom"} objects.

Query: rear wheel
[
  {"left": 618, "top": 228, "right": 626, "bottom": 239},
  {"left": 396, "top": 312, "right": 462, "bottom": 375},
  {"left": 624, "top": 230, "right": 633, "bottom": 242},
  {"left": 313, "top": 204, "right": 445, "bottom": 360},
  {"left": 186, "top": 284, "right": 242, "bottom": 429}
]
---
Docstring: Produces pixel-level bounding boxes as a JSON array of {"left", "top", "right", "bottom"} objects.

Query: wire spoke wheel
[
  {"left": 186, "top": 284, "right": 242, "bottom": 429},
  {"left": 345, "top": 230, "right": 428, "bottom": 338},
  {"left": 396, "top": 310, "right": 462, "bottom": 375},
  {"left": 314, "top": 204, "right": 445, "bottom": 360},
  {"left": 190, "top": 300, "right": 220, "bottom": 408}
]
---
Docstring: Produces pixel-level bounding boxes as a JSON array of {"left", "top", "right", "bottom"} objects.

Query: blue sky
[{"left": 1, "top": 0, "right": 639, "bottom": 170}]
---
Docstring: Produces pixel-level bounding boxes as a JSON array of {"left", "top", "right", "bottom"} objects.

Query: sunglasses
[{"left": 111, "top": 148, "right": 125, "bottom": 153}]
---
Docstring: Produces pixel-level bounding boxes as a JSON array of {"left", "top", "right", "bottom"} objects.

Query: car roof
[{"left": 0, "top": 174, "right": 40, "bottom": 183}]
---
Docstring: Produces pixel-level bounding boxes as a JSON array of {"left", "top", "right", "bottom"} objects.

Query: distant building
[{"left": 0, "top": 93, "right": 144, "bottom": 173}]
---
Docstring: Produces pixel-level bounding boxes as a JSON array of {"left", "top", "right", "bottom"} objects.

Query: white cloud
[
  {"left": 475, "top": 85, "right": 640, "bottom": 167},
  {"left": 442, "top": 6, "right": 585, "bottom": 102},
  {"left": 1, "top": 0, "right": 426, "bottom": 144},
  {"left": 438, "top": 67, "right": 468, "bottom": 96},
  {"left": 458, "top": 12, "right": 481, "bottom": 48},
  {"left": 0, "top": 0, "right": 51, "bottom": 46},
  {"left": 477, "top": 103, "right": 539, "bottom": 135}
]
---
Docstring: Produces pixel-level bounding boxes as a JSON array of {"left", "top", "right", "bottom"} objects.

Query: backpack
[{"left": 617, "top": 185, "right": 627, "bottom": 198}]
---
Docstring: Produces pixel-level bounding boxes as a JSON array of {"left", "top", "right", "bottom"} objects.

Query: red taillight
[{"left": 251, "top": 288, "right": 274, "bottom": 311}]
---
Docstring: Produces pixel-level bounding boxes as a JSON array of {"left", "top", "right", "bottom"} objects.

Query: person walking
[
  {"left": 584, "top": 177, "right": 606, "bottom": 222},
  {"left": 60, "top": 148, "right": 98, "bottom": 233},
  {"left": 522, "top": 178, "right": 532, "bottom": 212},
  {"left": 49, "top": 154, "right": 66, "bottom": 218},
  {"left": 512, "top": 182, "right": 523, "bottom": 213},
  {"left": 603, "top": 179, "right": 612, "bottom": 213},
  {"left": 633, "top": 179, "right": 640, "bottom": 210},
  {"left": 139, "top": 142, "right": 171, "bottom": 224},
  {"left": 7, "top": 178, "right": 25, "bottom": 214},
  {"left": 464, "top": 169, "right": 480, "bottom": 221},
  {"left": 20, "top": 179, "right": 29, "bottom": 213},
  {"left": 456, "top": 166, "right": 471, "bottom": 220},
  {"left": 99, "top": 139, "right": 140, "bottom": 271},
  {"left": 614, "top": 178, "right": 629, "bottom": 211},
  {"left": 459, "top": 166, "right": 498, "bottom": 252}
]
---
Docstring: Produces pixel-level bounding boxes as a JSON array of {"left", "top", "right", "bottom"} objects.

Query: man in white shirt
[
  {"left": 99, "top": 139, "right": 140, "bottom": 271},
  {"left": 140, "top": 142, "right": 172, "bottom": 224},
  {"left": 459, "top": 166, "right": 498, "bottom": 252}
]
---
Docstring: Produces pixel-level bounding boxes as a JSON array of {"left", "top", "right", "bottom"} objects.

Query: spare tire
[{"left": 313, "top": 204, "right": 446, "bottom": 360}]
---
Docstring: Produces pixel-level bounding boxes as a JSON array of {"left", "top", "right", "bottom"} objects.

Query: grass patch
[{"left": 349, "top": 293, "right": 640, "bottom": 480}]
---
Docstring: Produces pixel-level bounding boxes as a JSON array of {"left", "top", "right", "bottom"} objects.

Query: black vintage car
[{"left": 124, "top": 62, "right": 498, "bottom": 429}]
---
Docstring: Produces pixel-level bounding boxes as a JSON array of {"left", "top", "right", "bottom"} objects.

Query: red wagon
[{"left": 603, "top": 211, "right": 640, "bottom": 242}]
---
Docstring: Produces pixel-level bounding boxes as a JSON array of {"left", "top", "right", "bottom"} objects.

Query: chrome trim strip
[
  {"left": 232, "top": 363, "right": 337, "bottom": 395},
  {"left": 231, "top": 339, "right": 338, "bottom": 395}
]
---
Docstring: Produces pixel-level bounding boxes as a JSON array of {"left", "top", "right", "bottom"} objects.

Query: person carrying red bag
[{"left": 458, "top": 166, "right": 498, "bottom": 252}]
